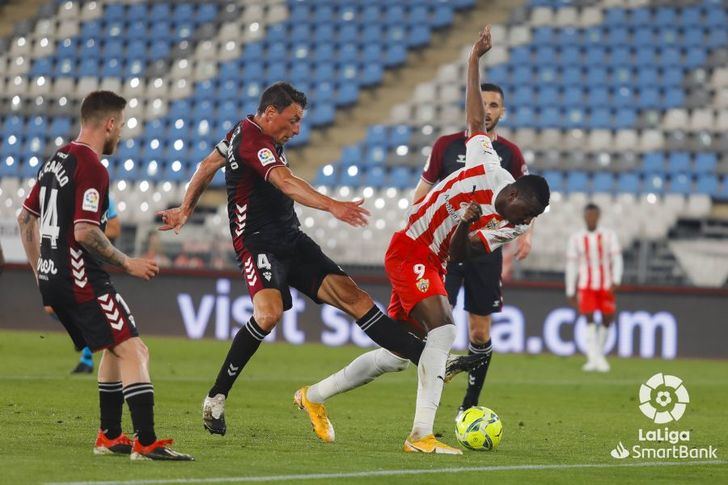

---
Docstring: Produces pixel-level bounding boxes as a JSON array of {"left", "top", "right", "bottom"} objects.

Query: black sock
[
  {"left": 462, "top": 339, "right": 493, "bottom": 409},
  {"left": 123, "top": 382, "right": 156, "bottom": 446},
  {"left": 98, "top": 381, "right": 123, "bottom": 439},
  {"left": 356, "top": 305, "right": 425, "bottom": 365},
  {"left": 208, "top": 316, "right": 269, "bottom": 398}
]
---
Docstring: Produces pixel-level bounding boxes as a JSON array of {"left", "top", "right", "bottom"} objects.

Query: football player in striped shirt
[
  {"left": 296, "top": 25, "right": 550, "bottom": 454},
  {"left": 566, "top": 203, "right": 623, "bottom": 372}
]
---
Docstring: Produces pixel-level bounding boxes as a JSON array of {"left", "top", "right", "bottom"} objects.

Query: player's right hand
[
  {"left": 471, "top": 25, "right": 492, "bottom": 58},
  {"left": 567, "top": 295, "right": 578, "bottom": 308},
  {"left": 462, "top": 201, "right": 482, "bottom": 224},
  {"left": 157, "top": 207, "right": 189, "bottom": 234},
  {"left": 124, "top": 257, "right": 160, "bottom": 280},
  {"left": 330, "top": 199, "right": 370, "bottom": 227}
]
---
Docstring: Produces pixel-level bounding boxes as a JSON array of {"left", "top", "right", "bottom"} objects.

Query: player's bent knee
[{"left": 254, "top": 310, "right": 282, "bottom": 331}]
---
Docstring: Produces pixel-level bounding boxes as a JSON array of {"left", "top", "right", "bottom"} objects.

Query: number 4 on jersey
[
  {"left": 257, "top": 254, "right": 273, "bottom": 282},
  {"left": 39, "top": 186, "right": 60, "bottom": 248}
]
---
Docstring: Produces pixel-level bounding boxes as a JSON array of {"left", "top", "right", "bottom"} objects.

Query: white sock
[
  {"left": 307, "top": 349, "right": 409, "bottom": 404},
  {"left": 585, "top": 323, "right": 597, "bottom": 363},
  {"left": 596, "top": 325, "right": 608, "bottom": 359},
  {"left": 411, "top": 324, "right": 456, "bottom": 440}
]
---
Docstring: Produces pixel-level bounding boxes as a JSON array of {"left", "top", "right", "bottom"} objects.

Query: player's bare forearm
[
  {"left": 466, "top": 25, "right": 491, "bottom": 137},
  {"left": 449, "top": 221, "right": 472, "bottom": 262},
  {"left": 75, "top": 222, "right": 128, "bottom": 268},
  {"left": 269, "top": 167, "right": 334, "bottom": 211},
  {"left": 17, "top": 208, "right": 40, "bottom": 276},
  {"left": 466, "top": 53, "right": 485, "bottom": 136},
  {"left": 412, "top": 178, "right": 433, "bottom": 205},
  {"left": 104, "top": 217, "right": 121, "bottom": 240},
  {"left": 181, "top": 150, "right": 224, "bottom": 215}
]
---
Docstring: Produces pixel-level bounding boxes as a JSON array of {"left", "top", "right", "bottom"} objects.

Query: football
[{"left": 455, "top": 406, "right": 503, "bottom": 451}]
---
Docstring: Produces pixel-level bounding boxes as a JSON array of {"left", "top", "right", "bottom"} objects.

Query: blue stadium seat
[
  {"left": 542, "top": 170, "right": 563, "bottom": 192},
  {"left": 364, "top": 166, "right": 386, "bottom": 188},
  {"left": 608, "top": 47, "right": 632, "bottom": 67},
  {"left": 613, "top": 107, "right": 637, "bottom": 129},
  {"left": 388, "top": 166, "right": 414, "bottom": 189},
  {"left": 408, "top": 25, "right": 431, "bottom": 48},
  {"left": 366, "top": 125, "right": 388, "bottom": 147},
  {"left": 561, "top": 66, "right": 582, "bottom": 86},
  {"left": 668, "top": 152, "right": 691, "bottom": 173},
  {"left": 644, "top": 174, "right": 666, "bottom": 194},
  {"left": 314, "top": 165, "right": 337, "bottom": 186},
  {"left": 360, "top": 64, "right": 384, "bottom": 86},
  {"left": 695, "top": 174, "right": 718, "bottom": 196},
  {"left": 589, "top": 108, "right": 611, "bottom": 128},
  {"left": 365, "top": 146, "right": 387, "bottom": 166},
  {"left": 336, "top": 84, "right": 359, "bottom": 106},
  {"left": 618, "top": 173, "right": 641, "bottom": 193},
  {"left": 339, "top": 165, "right": 361, "bottom": 188},
  {"left": 592, "top": 172, "right": 615, "bottom": 193},
  {"left": 309, "top": 104, "right": 335, "bottom": 127},
  {"left": 341, "top": 146, "right": 362, "bottom": 167},
  {"left": 669, "top": 173, "right": 692, "bottom": 194},
  {"left": 642, "top": 153, "right": 666, "bottom": 174},
  {"left": 566, "top": 171, "right": 589, "bottom": 192},
  {"left": 389, "top": 125, "right": 412, "bottom": 147},
  {"left": 694, "top": 153, "right": 717, "bottom": 174}
]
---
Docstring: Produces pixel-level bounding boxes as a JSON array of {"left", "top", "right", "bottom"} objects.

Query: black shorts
[
  {"left": 445, "top": 249, "right": 503, "bottom": 316},
  {"left": 237, "top": 231, "right": 347, "bottom": 310},
  {"left": 45, "top": 287, "right": 139, "bottom": 352}
]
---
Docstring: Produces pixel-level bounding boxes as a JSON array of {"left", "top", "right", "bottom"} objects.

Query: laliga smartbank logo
[{"left": 610, "top": 373, "right": 718, "bottom": 460}]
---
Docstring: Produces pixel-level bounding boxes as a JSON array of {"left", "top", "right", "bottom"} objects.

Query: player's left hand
[
  {"left": 514, "top": 232, "right": 532, "bottom": 260},
  {"left": 462, "top": 201, "right": 482, "bottom": 224},
  {"left": 330, "top": 199, "right": 370, "bottom": 227},
  {"left": 471, "top": 25, "right": 492, "bottom": 58}
]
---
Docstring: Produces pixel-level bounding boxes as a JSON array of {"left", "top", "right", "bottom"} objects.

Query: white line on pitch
[{"left": 45, "top": 460, "right": 727, "bottom": 485}]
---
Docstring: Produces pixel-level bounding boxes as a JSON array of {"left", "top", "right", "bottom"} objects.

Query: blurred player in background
[
  {"left": 566, "top": 203, "right": 623, "bottom": 372},
  {"left": 297, "top": 26, "right": 550, "bottom": 454},
  {"left": 411, "top": 83, "right": 532, "bottom": 413},
  {"left": 71, "top": 196, "right": 120, "bottom": 374},
  {"left": 17, "top": 91, "right": 192, "bottom": 460}
]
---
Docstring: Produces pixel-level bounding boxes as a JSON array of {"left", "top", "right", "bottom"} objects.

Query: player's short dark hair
[
  {"left": 584, "top": 203, "right": 600, "bottom": 212},
  {"left": 513, "top": 174, "right": 550, "bottom": 210},
  {"left": 80, "top": 90, "right": 127, "bottom": 123},
  {"left": 257, "top": 82, "right": 307, "bottom": 114},
  {"left": 480, "top": 83, "right": 505, "bottom": 105}
]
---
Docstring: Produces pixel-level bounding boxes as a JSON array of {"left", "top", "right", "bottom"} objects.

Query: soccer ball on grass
[{"left": 455, "top": 406, "right": 503, "bottom": 451}]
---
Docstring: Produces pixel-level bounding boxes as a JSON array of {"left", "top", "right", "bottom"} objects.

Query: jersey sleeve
[
  {"left": 474, "top": 223, "right": 528, "bottom": 253},
  {"left": 214, "top": 126, "right": 236, "bottom": 157},
  {"left": 465, "top": 132, "right": 501, "bottom": 169},
  {"left": 73, "top": 159, "right": 109, "bottom": 226},
  {"left": 241, "top": 138, "right": 287, "bottom": 181},
  {"left": 422, "top": 136, "right": 446, "bottom": 184},
  {"left": 22, "top": 181, "right": 41, "bottom": 217}
]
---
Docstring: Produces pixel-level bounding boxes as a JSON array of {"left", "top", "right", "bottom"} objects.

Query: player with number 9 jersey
[{"left": 385, "top": 133, "right": 531, "bottom": 324}]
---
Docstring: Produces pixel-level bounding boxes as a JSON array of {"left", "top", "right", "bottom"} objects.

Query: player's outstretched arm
[
  {"left": 16, "top": 208, "right": 40, "bottom": 281},
  {"left": 75, "top": 222, "right": 159, "bottom": 280},
  {"left": 158, "top": 149, "right": 226, "bottom": 234},
  {"left": 466, "top": 25, "right": 492, "bottom": 137},
  {"left": 268, "top": 166, "right": 370, "bottom": 227},
  {"left": 449, "top": 202, "right": 483, "bottom": 262}
]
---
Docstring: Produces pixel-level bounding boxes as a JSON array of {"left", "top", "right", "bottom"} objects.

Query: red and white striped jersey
[
  {"left": 404, "top": 133, "right": 529, "bottom": 265},
  {"left": 565, "top": 228, "right": 623, "bottom": 296}
]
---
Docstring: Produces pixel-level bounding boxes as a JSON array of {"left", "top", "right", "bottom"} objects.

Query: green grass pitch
[{"left": 0, "top": 329, "right": 726, "bottom": 484}]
